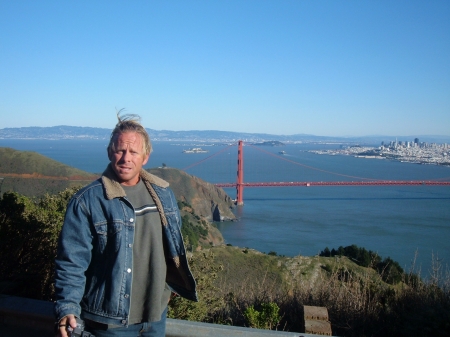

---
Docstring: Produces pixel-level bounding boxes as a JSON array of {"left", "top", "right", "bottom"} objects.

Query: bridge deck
[{"left": 215, "top": 180, "right": 450, "bottom": 188}]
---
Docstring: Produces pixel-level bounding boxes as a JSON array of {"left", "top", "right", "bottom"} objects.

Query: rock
[{"left": 212, "top": 202, "right": 227, "bottom": 221}]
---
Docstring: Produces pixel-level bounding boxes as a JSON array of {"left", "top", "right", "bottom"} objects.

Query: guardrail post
[{"left": 303, "top": 305, "right": 332, "bottom": 336}]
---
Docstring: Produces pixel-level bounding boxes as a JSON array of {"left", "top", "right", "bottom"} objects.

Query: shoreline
[{"left": 309, "top": 147, "right": 450, "bottom": 167}]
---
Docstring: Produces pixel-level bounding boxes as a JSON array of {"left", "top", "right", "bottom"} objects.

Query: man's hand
[{"left": 56, "top": 314, "right": 77, "bottom": 337}]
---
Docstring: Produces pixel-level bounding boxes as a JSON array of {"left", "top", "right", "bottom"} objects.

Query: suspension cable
[{"left": 182, "top": 142, "right": 237, "bottom": 171}]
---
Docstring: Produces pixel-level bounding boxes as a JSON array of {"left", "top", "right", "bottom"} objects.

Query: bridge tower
[{"left": 236, "top": 140, "right": 244, "bottom": 205}]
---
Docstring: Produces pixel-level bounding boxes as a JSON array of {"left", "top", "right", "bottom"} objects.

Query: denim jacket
[{"left": 54, "top": 165, "right": 197, "bottom": 326}]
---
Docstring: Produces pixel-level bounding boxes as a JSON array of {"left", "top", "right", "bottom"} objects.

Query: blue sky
[{"left": 1, "top": 1, "right": 449, "bottom": 137}]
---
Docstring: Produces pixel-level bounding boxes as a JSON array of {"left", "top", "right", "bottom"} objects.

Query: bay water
[{"left": 1, "top": 139, "right": 449, "bottom": 276}]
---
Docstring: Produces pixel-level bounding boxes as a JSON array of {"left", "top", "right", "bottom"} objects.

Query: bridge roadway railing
[
  {"left": 215, "top": 180, "right": 450, "bottom": 188},
  {"left": 0, "top": 295, "right": 333, "bottom": 337}
]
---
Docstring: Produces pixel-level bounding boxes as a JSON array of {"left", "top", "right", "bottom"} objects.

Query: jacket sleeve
[{"left": 54, "top": 195, "right": 93, "bottom": 321}]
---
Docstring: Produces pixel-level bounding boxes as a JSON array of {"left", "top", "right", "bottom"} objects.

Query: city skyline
[{"left": 1, "top": 1, "right": 449, "bottom": 137}]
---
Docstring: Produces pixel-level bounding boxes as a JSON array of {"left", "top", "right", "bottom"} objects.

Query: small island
[{"left": 182, "top": 147, "right": 209, "bottom": 153}]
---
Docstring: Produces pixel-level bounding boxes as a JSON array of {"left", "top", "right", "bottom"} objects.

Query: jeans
[{"left": 86, "top": 307, "right": 167, "bottom": 337}]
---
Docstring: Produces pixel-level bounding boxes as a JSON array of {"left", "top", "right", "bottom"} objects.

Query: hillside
[
  {"left": 187, "top": 245, "right": 416, "bottom": 335},
  {"left": 200, "top": 245, "right": 384, "bottom": 294},
  {"left": 148, "top": 167, "right": 236, "bottom": 249},
  {"left": 148, "top": 167, "right": 235, "bottom": 222},
  {"left": 0, "top": 147, "right": 98, "bottom": 196},
  {"left": 0, "top": 147, "right": 95, "bottom": 178}
]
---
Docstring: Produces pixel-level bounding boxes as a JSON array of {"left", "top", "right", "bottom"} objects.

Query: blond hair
[{"left": 107, "top": 110, "right": 152, "bottom": 156}]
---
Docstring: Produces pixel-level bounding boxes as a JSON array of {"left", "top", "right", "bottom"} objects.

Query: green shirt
[{"left": 122, "top": 180, "right": 171, "bottom": 323}]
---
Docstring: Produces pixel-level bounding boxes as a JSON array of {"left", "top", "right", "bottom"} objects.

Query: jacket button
[
  {"left": 130, "top": 218, "right": 134, "bottom": 222},
  {"left": 122, "top": 320, "right": 127, "bottom": 324},
  {"left": 124, "top": 294, "right": 129, "bottom": 298},
  {"left": 128, "top": 244, "right": 132, "bottom": 248},
  {"left": 127, "top": 268, "right": 132, "bottom": 273}
]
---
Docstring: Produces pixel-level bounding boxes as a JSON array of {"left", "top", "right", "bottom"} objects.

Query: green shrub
[
  {"left": 244, "top": 302, "right": 281, "bottom": 330},
  {"left": 181, "top": 215, "right": 199, "bottom": 250},
  {"left": 168, "top": 251, "right": 224, "bottom": 322},
  {"left": 180, "top": 214, "right": 209, "bottom": 251}
]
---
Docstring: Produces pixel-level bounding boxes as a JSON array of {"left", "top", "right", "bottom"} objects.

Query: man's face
[{"left": 108, "top": 132, "right": 150, "bottom": 186}]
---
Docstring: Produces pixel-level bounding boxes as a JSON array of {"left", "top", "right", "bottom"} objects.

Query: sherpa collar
[{"left": 101, "top": 164, "right": 169, "bottom": 200}]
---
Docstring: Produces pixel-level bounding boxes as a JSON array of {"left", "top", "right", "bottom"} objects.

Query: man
[{"left": 54, "top": 113, "right": 197, "bottom": 337}]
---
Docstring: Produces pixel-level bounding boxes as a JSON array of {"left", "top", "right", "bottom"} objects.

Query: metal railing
[{"left": 0, "top": 295, "right": 330, "bottom": 337}]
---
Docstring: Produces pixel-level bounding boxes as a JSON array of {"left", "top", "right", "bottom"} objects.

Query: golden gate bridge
[{"left": 183, "top": 140, "right": 450, "bottom": 205}]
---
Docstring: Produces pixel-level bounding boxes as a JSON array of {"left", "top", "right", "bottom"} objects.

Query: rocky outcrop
[{"left": 148, "top": 167, "right": 236, "bottom": 222}]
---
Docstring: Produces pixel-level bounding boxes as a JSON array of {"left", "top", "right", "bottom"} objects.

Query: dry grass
[{"left": 186, "top": 246, "right": 450, "bottom": 337}]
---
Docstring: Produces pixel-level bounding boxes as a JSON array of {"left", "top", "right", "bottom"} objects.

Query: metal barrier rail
[{"left": 0, "top": 295, "right": 330, "bottom": 337}]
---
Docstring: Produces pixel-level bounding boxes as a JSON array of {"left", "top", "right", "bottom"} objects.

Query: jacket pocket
[{"left": 94, "top": 222, "right": 123, "bottom": 253}]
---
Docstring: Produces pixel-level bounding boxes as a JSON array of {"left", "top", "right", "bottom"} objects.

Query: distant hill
[
  {"left": 3, "top": 125, "right": 448, "bottom": 144},
  {"left": 0, "top": 125, "right": 325, "bottom": 142}
]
